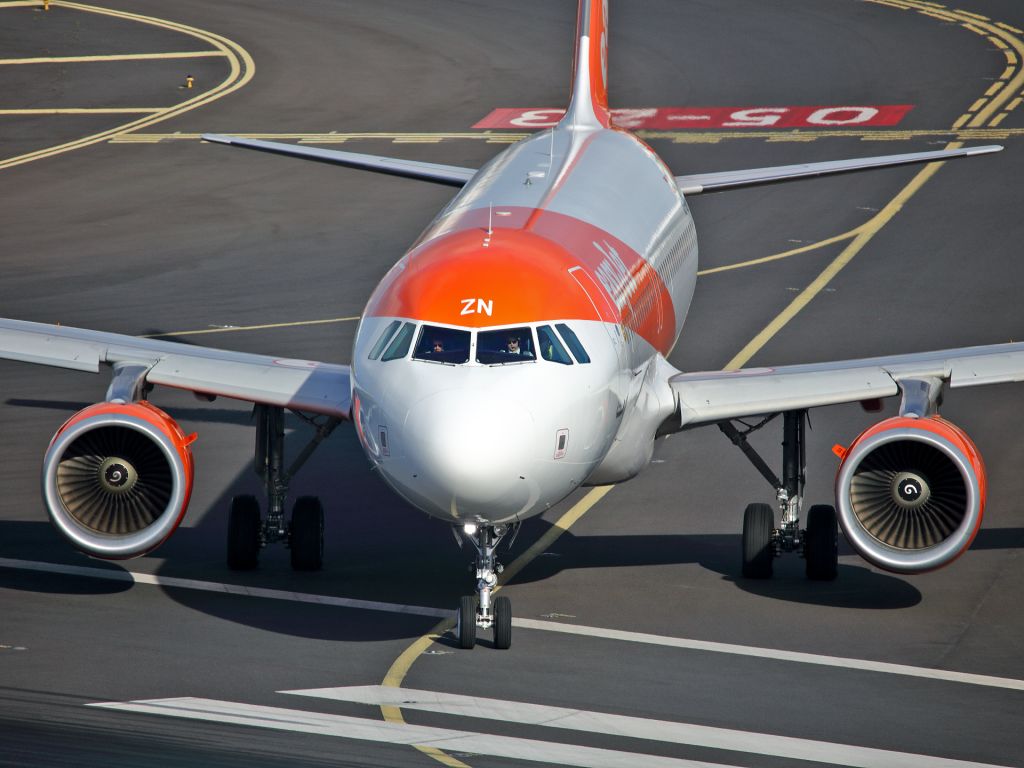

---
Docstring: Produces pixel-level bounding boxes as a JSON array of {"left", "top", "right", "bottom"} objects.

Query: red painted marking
[
  {"left": 365, "top": 207, "right": 676, "bottom": 354},
  {"left": 474, "top": 105, "right": 914, "bottom": 130}
]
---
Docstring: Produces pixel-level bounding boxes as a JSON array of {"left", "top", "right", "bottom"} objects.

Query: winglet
[{"left": 560, "top": 0, "right": 611, "bottom": 130}]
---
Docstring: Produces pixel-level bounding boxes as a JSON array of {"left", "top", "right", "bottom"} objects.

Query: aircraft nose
[{"left": 404, "top": 388, "right": 537, "bottom": 517}]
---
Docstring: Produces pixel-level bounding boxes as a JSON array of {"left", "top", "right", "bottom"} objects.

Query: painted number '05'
[{"left": 460, "top": 298, "right": 493, "bottom": 316}]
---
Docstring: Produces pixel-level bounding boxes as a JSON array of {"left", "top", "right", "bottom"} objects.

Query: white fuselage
[{"left": 350, "top": 125, "right": 698, "bottom": 524}]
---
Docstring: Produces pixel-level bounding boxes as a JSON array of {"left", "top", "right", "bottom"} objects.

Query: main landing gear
[
  {"left": 454, "top": 523, "right": 517, "bottom": 650},
  {"left": 227, "top": 404, "right": 341, "bottom": 571},
  {"left": 720, "top": 410, "right": 838, "bottom": 581}
]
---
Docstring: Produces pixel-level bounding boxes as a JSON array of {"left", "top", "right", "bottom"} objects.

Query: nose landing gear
[{"left": 455, "top": 523, "right": 516, "bottom": 649}]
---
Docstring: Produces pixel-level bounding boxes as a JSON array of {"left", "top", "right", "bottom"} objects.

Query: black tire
[
  {"left": 290, "top": 496, "right": 324, "bottom": 571},
  {"left": 493, "top": 596, "right": 512, "bottom": 650},
  {"left": 742, "top": 503, "right": 774, "bottom": 579},
  {"left": 227, "top": 495, "right": 260, "bottom": 570},
  {"left": 805, "top": 504, "right": 838, "bottom": 581},
  {"left": 457, "top": 595, "right": 477, "bottom": 650}
]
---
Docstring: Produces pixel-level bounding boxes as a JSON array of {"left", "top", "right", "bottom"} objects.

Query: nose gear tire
[
  {"left": 493, "top": 595, "right": 512, "bottom": 650},
  {"left": 457, "top": 595, "right": 477, "bottom": 649}
]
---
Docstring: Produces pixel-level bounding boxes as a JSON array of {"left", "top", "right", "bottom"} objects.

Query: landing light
[{"left": 463, "top": 523, "right": 478, "bottom": 536}]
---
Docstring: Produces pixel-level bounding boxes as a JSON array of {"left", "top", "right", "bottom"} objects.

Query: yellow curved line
[
  {"left": 0, "top": 0, "right": 255, "bottom": 171},
  {"left": 141, "top": 316, "right": 360, "bottom": 338},
  {"left": 696, "top": 225, "right": 865, "bottom": 276}
]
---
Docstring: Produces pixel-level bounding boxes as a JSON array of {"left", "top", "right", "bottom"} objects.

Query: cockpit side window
[
  {"left": 413, "top": 325, "right": 471, "bottom": 364},
  {"left": 381, "top": 322, "right": 416, "bottom": 361},
  {"left": 537, "top": 325, "right": 573, "bottom": 365},
  {"left": 555, "top": 323, "right": 591, "bottom": 364},
  {"left": 476, "top": 327, "right": 535, "bottom": 365},
  {"left": 368, "top": 320, "right": 402, "bottom": 360}
]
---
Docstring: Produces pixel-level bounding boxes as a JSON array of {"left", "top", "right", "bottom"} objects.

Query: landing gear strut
[
  {"left": 720, "top": 409, "right": 838, "bottom": 580},
  {"left": 226, "top": 404, "right": 340, "bottom": 571},
  {"left": 455, "top": 523, "right": 517, "bottom": 649}
]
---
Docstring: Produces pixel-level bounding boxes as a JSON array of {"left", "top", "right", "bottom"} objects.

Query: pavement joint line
[
  {"left": 0, "top": 51, "right": 225, "bottom": 65},
  {"left": 6, "top": 556, "right": 1018, "bottom": 692}
]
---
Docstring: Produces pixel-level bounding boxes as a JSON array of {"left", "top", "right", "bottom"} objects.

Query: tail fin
[{"left": 561, "top": 0, "right": 611, "bottom": 129}]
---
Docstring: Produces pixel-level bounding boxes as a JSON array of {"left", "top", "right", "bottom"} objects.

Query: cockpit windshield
[
  {"left": 413, "top": 325, "right": 471, "bottom": 364},
  {"left": 476, "top": 327, "right": 535, "bottom": 364}
]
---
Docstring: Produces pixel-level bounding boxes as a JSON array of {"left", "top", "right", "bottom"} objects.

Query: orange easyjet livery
[{"left": 0, "top": 0, "right": 1013, "bottom": 649}]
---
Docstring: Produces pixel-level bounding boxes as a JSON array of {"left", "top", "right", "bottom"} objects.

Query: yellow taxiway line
[
  {"left": 0, "top": 1, "right": 254, "bottom": 172},
  {"left": 0, "top": 51, "right": 226, "bottom": 65},
  {"left": 0, "top": 108, "right": 164, "bottom": 115},
  {"left": 141, "top": 316, "right": 360, "bottom": 339}
]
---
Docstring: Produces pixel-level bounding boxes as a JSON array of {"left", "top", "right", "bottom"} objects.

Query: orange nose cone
[{"left": 365, "top": 227, "right": 613, "bottom": 327}]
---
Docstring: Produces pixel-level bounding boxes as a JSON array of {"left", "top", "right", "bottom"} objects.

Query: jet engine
[
  {"left": 835, "top": 415, "right": 985, "bottom": 573},
  {"left": 42, "top": 401, "right": 196, "bottom": 559}
]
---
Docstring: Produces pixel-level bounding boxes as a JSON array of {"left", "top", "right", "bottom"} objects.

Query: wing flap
[
  {"left": 202, "top": 134, "right": 476, "bottom": 187},
  {"left": 674, "top": 145, "right": 1002, "bottom": 195},
  {"left": 0, "top": 318, "right": 350, "bottom": 418}
]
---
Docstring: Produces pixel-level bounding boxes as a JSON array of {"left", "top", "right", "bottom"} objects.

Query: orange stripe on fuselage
[{"left": 365, "top": 206, "right": 676, "bottom": 354}]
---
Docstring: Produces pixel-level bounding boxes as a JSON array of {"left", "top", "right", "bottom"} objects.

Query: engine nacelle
[
  {"left": 835, "top": 416, "right": 985, "bottom": 573},
  {"left": 42, "top": 402, "right": 196, "bottom": 559}
]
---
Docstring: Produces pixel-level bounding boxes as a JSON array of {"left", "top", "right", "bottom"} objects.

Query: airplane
[{"left": 0, "top": 0, "right": 1015, "bottom": 651}]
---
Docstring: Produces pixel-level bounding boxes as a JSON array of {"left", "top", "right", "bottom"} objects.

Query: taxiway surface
[{"left": 1, "top": 1, "right": 1022, "bottom": 766}]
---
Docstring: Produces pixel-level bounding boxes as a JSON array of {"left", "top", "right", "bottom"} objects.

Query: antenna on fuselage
[{"left": 487, "top": 202, "right": 493, "bottom": 236}]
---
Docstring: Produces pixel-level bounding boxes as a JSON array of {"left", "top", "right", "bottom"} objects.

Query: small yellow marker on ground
[
  {"left": 43, "top": 0, "right": 50, "bottom": 10},
  {"left": 185, "top": 74, "right": 194, "bottom": 89}
]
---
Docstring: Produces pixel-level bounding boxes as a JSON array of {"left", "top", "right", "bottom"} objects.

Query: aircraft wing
[
  {"left": 668, "top": 342, "right": 1024, "bottom": 427},
  {"left": 202, "top": 134, "right": 476, "bottom": 187},
  {"left": 674, "top": 145, "right": 1002, "bottom": 195},
  {"left": 0, "top": 318, "right": 351, "bottom": 418}
]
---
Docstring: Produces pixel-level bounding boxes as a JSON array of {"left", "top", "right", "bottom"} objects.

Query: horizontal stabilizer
[
  {"left": 202, "top": 134, "right": 476, "bottom": 187},
  {"left": 675, "top": 144, "right": 1002, "bottom": 195}
]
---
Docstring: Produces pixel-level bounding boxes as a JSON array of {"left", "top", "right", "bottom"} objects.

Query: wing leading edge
[
  {"left": 202, "top": 134, "right": 476, "bottom": 187},
  {"left": 0, "top": 318, "right": 351, "bottom": 418},
  {"left": 674, "top": 145, "right": 1002, "bottom": 195},
  {"left": 668, "top": 342, "right": 1024, "bottom": 427}
]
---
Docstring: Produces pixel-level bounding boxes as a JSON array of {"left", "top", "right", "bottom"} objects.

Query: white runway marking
[
  {"left": 90, "top": 696, "right": 743, "bottom": 768},
  {"left": 283, "top": 685, "right": 1011, "bottom": 768},
  {"left": 514, "top": 618, "right": 1024, "bottom": 692},
  {"left": 5, "top": 556, "right": 1024, "bottom": 692},
  {"left": 0, "top": 557, "right": 446, "bottom": 618}
]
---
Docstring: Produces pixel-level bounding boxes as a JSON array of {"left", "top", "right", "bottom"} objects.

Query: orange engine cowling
[
  {"left": 835, "top": 415, "right": 985, "bottom": 573},
  {"left": 42, "top": 402, "right": 196, "bottom": 559}
]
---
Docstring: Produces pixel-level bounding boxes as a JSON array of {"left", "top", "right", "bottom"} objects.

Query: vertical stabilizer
[{"left": 561, "top": 0, "right": 611, "bottom": 130}]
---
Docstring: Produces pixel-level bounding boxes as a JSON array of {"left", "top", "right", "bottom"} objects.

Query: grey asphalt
[{"left": 1, "top": 0, "right": 1023, "bottom": 766}]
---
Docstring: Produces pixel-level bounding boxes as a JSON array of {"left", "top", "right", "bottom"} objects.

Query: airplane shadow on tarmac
[{"left": 2, "top": 402, "right": 1023, "bottom": 640}]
